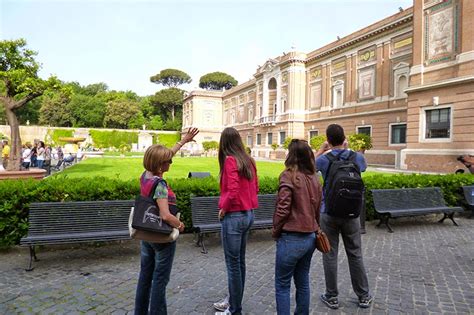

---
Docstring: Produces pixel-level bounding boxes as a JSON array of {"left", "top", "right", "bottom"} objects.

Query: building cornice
[
  {"left": 306, "top": 8, "right": 413, "bottom": 63},
  {"left": 183, "top": 90, "right": 223, "bottom": 102},
  {"left": 405, "top": 76, "right": 474, "bottom": 93}
]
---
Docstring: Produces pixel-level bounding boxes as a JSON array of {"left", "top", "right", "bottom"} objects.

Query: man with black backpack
[{"left": 315, "top": 124, "right": 373, "bottom": 310}]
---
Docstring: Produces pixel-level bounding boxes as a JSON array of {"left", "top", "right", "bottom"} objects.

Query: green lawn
[
  {"left": 57, "top": 157, "right": 385, "bottom": 181},
  {"left": 57, "top": 157, "right": 285, "bottom": 180}
]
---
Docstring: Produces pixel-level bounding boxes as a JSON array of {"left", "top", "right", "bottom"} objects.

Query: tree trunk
[
  {"left": 171, "top": 106, "right": 175, "bottom": 121},
  {"left": 5, "top": 107, "right": 22, "bottom": 171}
]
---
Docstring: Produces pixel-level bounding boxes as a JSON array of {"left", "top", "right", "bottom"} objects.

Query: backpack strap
[{"left": 324, "top": 150, "right": 345, "bottom": 179}]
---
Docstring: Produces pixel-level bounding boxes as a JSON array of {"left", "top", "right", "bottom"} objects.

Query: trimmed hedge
[
  {"left": 1, "top": 173, "right": 473, "bottom": 249},
  {"left": 90, "top": 130, "right": 139, "bottom": 149},
  {"left": 45, "top": 129, "right": 74, "bottom": 146},
  {"left": 153, "top": 133, "right": 180, "bottom": 148}
]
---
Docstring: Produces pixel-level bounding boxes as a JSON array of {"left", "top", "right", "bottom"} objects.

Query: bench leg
[
  {"left": 26, "top": 246, "right": 38, "bottom": 271},
  {"left": 196, "top": 233, "right": 208, "bottom": 254},
  {"left": 376, "top": 215, "right": 393, "bottom": 233}
]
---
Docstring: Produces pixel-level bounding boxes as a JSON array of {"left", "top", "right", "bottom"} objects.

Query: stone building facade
[{"left": 182, "top": 0, "right": 473, "bottom": 173}]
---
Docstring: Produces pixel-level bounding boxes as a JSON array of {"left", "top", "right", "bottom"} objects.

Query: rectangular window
[
  {"left": 256, "top": 134, "right": 261, "bottom": 145},
  {"left": 425, "top": 108, "right": 450, "bottom": 139},
  {"left": 309, "top": 130, "right": 318, "bottom": 139},
  {"left": 357, "top": 126, "right": 372, "bottom": 135},
  {"left": 267, "top": 133, "right": 273, "bottom": 145},
  {"left": 390, "top": 124, "right": 406, "bottom": 144},
  {"left": 279, "top": 131, "right": 286, "bottom": 145},
  {"left": 247, "top": 135, "right": 253, "bottom": 146}
]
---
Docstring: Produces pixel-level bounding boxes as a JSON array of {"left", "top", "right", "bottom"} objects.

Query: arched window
[{"left": 268, "top": 78, "right": 277, "bottom": 90}]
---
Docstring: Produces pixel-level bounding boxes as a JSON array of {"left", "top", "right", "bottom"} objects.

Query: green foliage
[
  {"left": 202, "top": 141, "right": 219, "bottom": 152},
  {"left": 199, "top": 71, "right": 238, "bottom": 90},
  {"left": 151, "top": 87, "right": 185, "bottom": 122},
  {"left": 38, "top": 90, "right": 74, "bottom": 126},
  {"left": 147, "top": 115, "right": 164, "bottom": 130},
  {"left": 3, "top": 173, "right": 472, "bottom": 248},
  {"left": 45, "top": 128, "right": 74, "bottom": 146},
  {"left": 154, "top": 133, "right": 180, "bottom": 148},
  {"left": 150, "top": 69, "right": 192, "bottom": 88},
  {"left": 347, "top": 133, "right": 373, "bottom": 151},
  {"left": 104, "top": 99, "right": 141, "bottom": 129},
  {"left": 68, "top": 94, "right": 106, "bottom": 128},
  {"left": 282, "top": 137, "right": 293, "bottom": 150},
  {"left": 89, "top": 129, "right": 138, "bottom": 149},
  {"left": 271, "top": 143, "right": 279, "bottom": 151},
  {"left": 310, "top": 135, "right": 326, "bottom": 149}
]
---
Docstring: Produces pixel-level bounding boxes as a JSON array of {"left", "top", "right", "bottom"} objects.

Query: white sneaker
[
  {"left": 213, "top": 296, "right": 230, "bottom": 311},
  {"left": 215, "top": 309, "right": 231, "bottom": 315}
]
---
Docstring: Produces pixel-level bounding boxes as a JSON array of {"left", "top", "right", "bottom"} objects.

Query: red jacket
[{"left": 218, "top": 156, "right": 259, "bottom": 212}]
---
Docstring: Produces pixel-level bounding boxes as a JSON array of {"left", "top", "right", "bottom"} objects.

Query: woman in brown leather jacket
[{"left": 273, "top": 139, "right": 322, "bottom": 315}]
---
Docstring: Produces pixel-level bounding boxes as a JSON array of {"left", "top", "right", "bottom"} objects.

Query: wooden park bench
[
  {"left": 20, "top": 200, "right": 134, "bottom": 271},
  {"left": 462, "top": 185, "right": 474, "bottom": 217},
  {"left": 191, "top": 194, "right": 276, "bottom": 253},
  {"left": 371, "top": 187, "right": 464, "bottom": 233}
]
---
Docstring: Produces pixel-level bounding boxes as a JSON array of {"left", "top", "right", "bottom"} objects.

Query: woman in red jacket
[{"left": 216, "top": 127, "right": 258, "bottom": 315}]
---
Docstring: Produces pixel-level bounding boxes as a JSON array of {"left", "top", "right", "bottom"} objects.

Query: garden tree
[
  {"left": 150, "top": 68, "right": 191, "bottom": 88},
  {"left": 139, "top": 96, "right": 155, "bottom": 119},
  {"left": 39, "top": 90, "right": 74, "bottom": 126},
  {"left": 68, "top": 94, "right": 106, "bottom": 127},
  {"left": 199, "top": 71, "right": 238, "bottom": 90},
  {"left": 128, "top": 112, "right": 147, "bottom": 130},
  {"left": 151, "top": 87, "right": 185, "bottom": 122},
  {"left": 0, "top": 39, "right": 60, "bottom": 171},
  {"left": 147, "top": 115, "right": 164, "bottom": 130},
  {"left": 80, "top": 82, "right": 108, "bottom": 96},
  {"left": 104, "top": 98, "right": 141, "bottom": 129}
]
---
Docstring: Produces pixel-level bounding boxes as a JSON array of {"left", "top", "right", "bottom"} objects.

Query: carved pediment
[
  {"left": 393, "top": 62, "right": 410, "bottom": 70},
  {"left": 261, "top": 59, "right": 279, "bottom": 73}
]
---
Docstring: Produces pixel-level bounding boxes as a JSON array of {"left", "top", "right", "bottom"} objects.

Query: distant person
[
  {"left": 315, "top": 124, "right": 373, "bottom": 310},
  {"left": 36, "top": 141, "right": 45, "bottom": 169},
  {"left": 273, "top": 139, "right": 322, "bottom": 315},
  {"left": 2, "top": 140, "right": 10, "bottom": 169},
  {"left": 22, "top": 143, "right": 32, "bottom": 170},
  {"left": 134, "top": 127, "right": 198, "bottom": 315},
  {"left": 214, "top": 127, "right": 258, "bottom": 315}
]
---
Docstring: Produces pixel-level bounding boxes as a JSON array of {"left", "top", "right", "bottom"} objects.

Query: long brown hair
[
  {"left": 284, "top": 139, "right": 316, "bottom": 175},
  {"left": 218, "top": 127, "right": 255, "bottom": 180}
]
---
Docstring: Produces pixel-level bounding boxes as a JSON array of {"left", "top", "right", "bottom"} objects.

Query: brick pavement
[{"left": 1, "top": 215, "right": 473, "bottom": 314}]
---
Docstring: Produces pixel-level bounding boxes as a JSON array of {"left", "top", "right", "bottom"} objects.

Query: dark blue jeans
[
  {"left": 135, "top": 240, "right": 176, "bottom": 315},
  {"left": 221, "top": 210, "right": 254, "bottom": 314},
  {"left": 275, "top": 232, "right": 316, "bottom": 315}
]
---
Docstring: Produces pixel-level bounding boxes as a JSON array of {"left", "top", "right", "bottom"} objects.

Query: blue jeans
[
  {"left": 135, "top": 240, "right": 176, "bottom": 315},
  {"left": 275, "top": 232, "right": 316, "bottom": 315},
  {"left": 36, "top": 159, "right": 44, "bottom": 168},
  {"left": 221, "top": 210, "right": 254, "bottom": 314}
]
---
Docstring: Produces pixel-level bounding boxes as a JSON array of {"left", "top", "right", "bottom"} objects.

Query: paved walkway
[{"left": 1, "top": 215, "right": 473, "bottom": 314}]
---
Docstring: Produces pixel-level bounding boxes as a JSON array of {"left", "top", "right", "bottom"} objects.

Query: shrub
[
  {"left": 271, "top": 143, "right": 279, "bottom": 151},
  {"left": 202, "top": 141, "right": 219, "bottom": 152},
  {"left": 310, "top": 135, "right": 326, "bottom": 150},
  {"left": 154, "top": 133, "right": 180, "bottom": 148},
  {"left": 1, "top": 173, "right": 473, "bottom": 249},
  {"left": 90, "top": 129, "right": 138, "bottom": 149},
  {"left": 347, "top": 133, "right": 373, "bottom": 151},
  {"left": 282, "top": 137, "right": 292, "bottom": 150}
]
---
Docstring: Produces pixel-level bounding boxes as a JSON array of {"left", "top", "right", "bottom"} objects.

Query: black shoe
[
  {"left": 358, "top": 295, "right": 373, "bottom": 308},
  {"left": 320, "top": 294, "right": 339, "bottom": 309}
]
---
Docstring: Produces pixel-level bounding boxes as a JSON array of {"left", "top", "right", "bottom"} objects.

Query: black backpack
[{"left": 324, "top": 150, "right": 364, "bottom": 218}]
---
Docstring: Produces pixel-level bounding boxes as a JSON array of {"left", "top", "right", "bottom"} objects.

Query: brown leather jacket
[{"left": 272, "top": 170, "right": 322, "bottom": 238}]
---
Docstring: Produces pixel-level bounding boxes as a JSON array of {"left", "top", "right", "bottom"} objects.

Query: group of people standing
[
  {"left": 21, "top": 140, "right": 49, "bottom": 169},
  {"left": 134, "top": 123, "right": 372, "bottom": 315}
]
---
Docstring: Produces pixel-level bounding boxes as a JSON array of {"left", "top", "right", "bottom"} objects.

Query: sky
[{"left": 1, "top": 0, "right": 413, "bottom": 96}]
